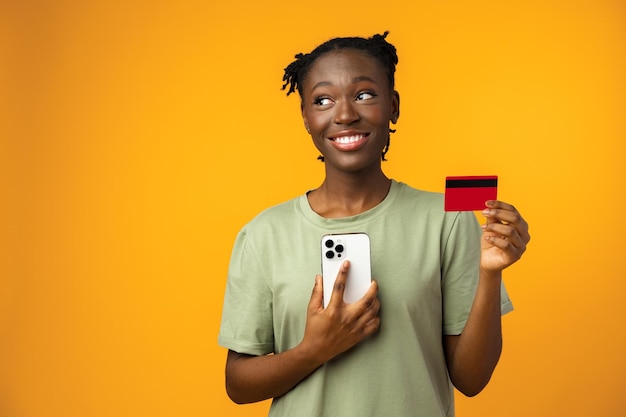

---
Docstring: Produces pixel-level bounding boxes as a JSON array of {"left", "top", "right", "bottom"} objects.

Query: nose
[{"left": 333, "top": 98, "right": 360, "bottom": 125}]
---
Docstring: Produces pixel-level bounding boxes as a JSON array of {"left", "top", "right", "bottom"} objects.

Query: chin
[{"left": 327, "top": 155, "right": 382, "bottom": 174}]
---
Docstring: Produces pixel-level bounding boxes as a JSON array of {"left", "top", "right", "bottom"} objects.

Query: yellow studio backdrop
[{"left": 2, "top": 0, "right": 625, "bottom": 416}]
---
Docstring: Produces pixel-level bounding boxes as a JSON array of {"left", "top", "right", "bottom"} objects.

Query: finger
[
  {"left": 357, "top": 296, "right": 381, "bottom": 325},
  {"left": 358, "top": 295, "right": 381, "bottom": 334},
  {"left": 328, "top": 260, "right": 350, "bottom": 308},
  {"left": 483, "top": 201, "right": 529, "bottom": 236},
  {"left": 484, "top": 233, "right": 525, "bottom": 256},
  {"left": 361, "top": 316, "right": 381, "bottom": 337},
  {"left": 353, "top": 280, "right": 379, "bottom": 313},
  {"left": 307, "top": 275, "right": 324, "bottom": 314},
  {"left": 485, "top": 200, "right": 517, "bottom": 211},
  {"left": 482, "top": 222, "right": 525, "bottom": 249},
  {"left": 482, "top": 206, "right": 520, "bottom": 224}
]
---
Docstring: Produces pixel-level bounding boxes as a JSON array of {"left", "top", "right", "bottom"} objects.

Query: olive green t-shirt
[{"left": 219, "top": 180, "right": 512, "bottom": 417}]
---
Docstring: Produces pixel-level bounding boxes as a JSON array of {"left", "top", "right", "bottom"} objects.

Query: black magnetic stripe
[{"left": 446, "top": 179, "right": 498, "bottom": 188}]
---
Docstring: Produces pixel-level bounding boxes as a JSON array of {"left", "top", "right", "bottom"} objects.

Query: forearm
[
  {"left": 446, "top": 269, "right": 503, "bottom": 396},
  {"left": 225, "top": 270, "right": 381, "bottom": 404},
  {"left": 225, "top": 345, "right": 323, "bottom": 404}
]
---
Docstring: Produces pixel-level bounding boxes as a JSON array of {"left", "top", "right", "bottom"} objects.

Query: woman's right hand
[
  {"left": 225, "top": 261, "right": 380, "bottom": 404},
  {"left": 300, "top": 260, "right": 381, "bottom": 364}
]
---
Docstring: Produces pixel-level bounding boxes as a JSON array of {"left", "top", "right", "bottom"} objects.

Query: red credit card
[{"left": 444, "top": 176, "right": 498, "bottom": 211}]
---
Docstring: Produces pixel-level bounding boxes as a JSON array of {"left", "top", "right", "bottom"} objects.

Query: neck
[{"left": 308, "top": 168, "right": 391, "bottom": 218}]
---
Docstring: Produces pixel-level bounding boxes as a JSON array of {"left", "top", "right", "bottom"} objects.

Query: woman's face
[{"left": 300, "top": 49, "right": 400, "bottom": 174}]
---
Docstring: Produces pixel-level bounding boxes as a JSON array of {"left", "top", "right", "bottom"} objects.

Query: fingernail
[
  {"left": 486, "top": 200, "right": 496, "bottom": 207},
  {"left": 482, "top": 209, "right": 491, "bottom": 216}
]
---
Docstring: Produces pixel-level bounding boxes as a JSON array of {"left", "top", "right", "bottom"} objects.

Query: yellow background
[{"left": 2, "top": 0, "right": 625, "bottom": 416}]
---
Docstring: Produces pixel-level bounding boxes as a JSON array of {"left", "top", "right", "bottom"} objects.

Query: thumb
[{"left": 308, "top": 275, "right": 324, "bottom": 314}]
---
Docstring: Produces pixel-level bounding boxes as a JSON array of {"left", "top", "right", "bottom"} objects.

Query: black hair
[
  {"left": 282, "top": 32, "right": 399, "bottom": 161},
  {"left": 282, "top": 31, "right": 398, "bottom": 97}
]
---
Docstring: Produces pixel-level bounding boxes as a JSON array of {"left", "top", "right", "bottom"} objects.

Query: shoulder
[
  {"left": 229, "top": 195, "right": 304, "bottom": 260},
  {"left": 391, "top": 180, "right": 477, "bottom": 230},
  {"left": 240, "top": 195, "right": 303, "bottom": 235},
  {"left": 391, "top": 180, "right": 444, "bottom": 211}
]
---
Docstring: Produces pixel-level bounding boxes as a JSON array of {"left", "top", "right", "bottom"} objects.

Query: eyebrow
[{"left": 310, "top": 76, "right": 380, "bottom": 91}]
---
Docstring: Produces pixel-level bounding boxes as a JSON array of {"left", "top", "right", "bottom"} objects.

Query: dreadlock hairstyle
[{"left": 282, "top": 31, "right": 399, "bottom": 161}]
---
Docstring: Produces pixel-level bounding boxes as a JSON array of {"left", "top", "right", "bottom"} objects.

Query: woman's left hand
[{"left": 480, "top": 200, "right": 530, "bottom": 273}]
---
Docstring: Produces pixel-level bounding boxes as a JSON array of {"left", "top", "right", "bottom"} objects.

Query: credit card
[{"left": 444, "top": 176, "right": 498, "bottom": 211}]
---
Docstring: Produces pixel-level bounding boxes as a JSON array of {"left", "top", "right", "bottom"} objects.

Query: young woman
[{"left": 218, "top": 32, "right": 530, "bottom": 417}]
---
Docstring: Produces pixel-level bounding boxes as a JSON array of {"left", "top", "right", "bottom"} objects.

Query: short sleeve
[
  {"left": 441, "top": 212, "right": 513, "bottom": 335},
  {"left": 218, "top": 228, "right": 275, "bottom": 355}
]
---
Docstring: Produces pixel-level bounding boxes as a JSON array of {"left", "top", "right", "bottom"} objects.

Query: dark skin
[
  {"left": 303, "top": 50, "right": 399, "bottom": 218},
  {"left": 225, "top": 49, "right": 530, "bottom": 403}
]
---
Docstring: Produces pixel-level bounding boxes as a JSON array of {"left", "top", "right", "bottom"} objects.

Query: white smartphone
[{"left": 321, "top": 232, "right": 372, "bottom": 307}]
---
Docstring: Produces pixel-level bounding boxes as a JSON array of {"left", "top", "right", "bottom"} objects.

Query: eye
[
  {"left": 356, "top": 91, "right": 376, "bottom": 101},
  {"left": 313, "top": 96, "right": 333, "bottom": 106}
]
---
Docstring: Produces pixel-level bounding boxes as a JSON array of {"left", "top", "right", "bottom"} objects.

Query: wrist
[
  {"left": 294, "top": 339, "right": 326, "bottom": 371},
  {"left": 479, "top": 267, "right": 502, "bottom": 283}
]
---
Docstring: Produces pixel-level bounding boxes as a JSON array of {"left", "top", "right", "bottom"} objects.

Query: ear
[
  {"left": 391, "top": 90, "right": 400, "bottom": 124},
  {"left": 301, "top": 101, "right": 311, "bottom": 133}
]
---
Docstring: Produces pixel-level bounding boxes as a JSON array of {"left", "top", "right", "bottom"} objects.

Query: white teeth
[{"left": 334, "top": 135, "right": 364, "bottom": 144}]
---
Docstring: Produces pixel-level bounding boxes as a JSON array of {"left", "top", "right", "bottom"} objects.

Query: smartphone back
[{"left": 321, "top": 233, "right": 371, "bottom": 307}]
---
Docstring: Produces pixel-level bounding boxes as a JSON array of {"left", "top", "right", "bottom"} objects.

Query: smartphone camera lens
[
  {"left": 325, "top": 239, "right": 334, "bottom": 248},
  {"left": 325, "top": 250, "right": 334, "bottom": 259},
  {"left": 335, "top": 244, "right": 344, "bottom": 253}
]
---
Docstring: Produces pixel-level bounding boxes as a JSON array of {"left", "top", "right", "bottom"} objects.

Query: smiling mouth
[{"left": 330, "top": 134, "right": 368, "bottom": 144}]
